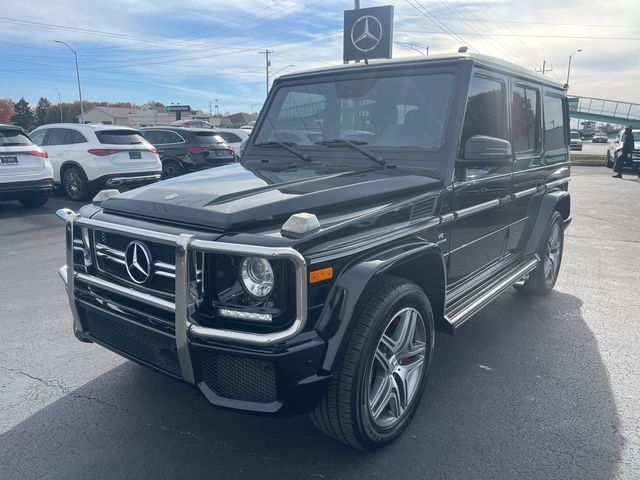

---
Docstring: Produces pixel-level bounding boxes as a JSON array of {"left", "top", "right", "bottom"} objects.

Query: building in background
[{"left": 78, "top": 106, "right": 141, "bottom": 125}]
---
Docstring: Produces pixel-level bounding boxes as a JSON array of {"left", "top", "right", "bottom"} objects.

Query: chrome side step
[{"left": 444, "top": 257, "right": 539, "bottom": 330}]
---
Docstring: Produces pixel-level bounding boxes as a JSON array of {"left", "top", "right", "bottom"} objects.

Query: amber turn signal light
[{"left": 309, "top": 267, "right": 333, "bottom": 284}]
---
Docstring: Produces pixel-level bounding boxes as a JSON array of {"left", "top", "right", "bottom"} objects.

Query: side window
[
  {"left": 512, "top": 86, "right": 541, "bottom": 155},
  {"left": 460, "top": 75, "right": 507, "bottom": 154},
  {"left": 141, "top": 130, "right": 161, "bottom": 144},
  {"left": 543, "top": 94, "right": 566, "bottom": 153},
  {"left": 162, "top": 131, "right": 183, "bottom": 144},
  {"left": 68, "top": 130, "right": 88, "bottom": 144},
  {"left": 46, "top": 128, "right": 69, "bottom": 146},
  {"left": 30, "top": 129, "right": 47, "bottom": 146}
]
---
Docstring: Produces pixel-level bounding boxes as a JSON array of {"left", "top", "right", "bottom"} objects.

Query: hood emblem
[
  {"left": 351, "top": 15, "right": 382, "bottom": 52},
  {"left": 124, "top": 241, "right": 153, "bottom": 284},
  {"left": 164, "top": 193, "right": 178, "bottom": 200}
]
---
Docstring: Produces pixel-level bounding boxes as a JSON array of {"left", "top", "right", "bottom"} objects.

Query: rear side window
[
  {"left": 46, "top": 128, "right": 69, "bottom": 146},
  {"left": 193, "top": 132, "right": 225, "bottom": 145},
  {"left": 96, "top": 130, "right": 146, "bottom": 145},
  {"left": 543, "top": 94, "right": 567, "bottom": 152},
  {"left": 460, "top": 75, "right": 507, "bottom": 153},
  {"left": 512, "top": 86, "right": 541, "bottom": 154},
  {"left": 140, "top": 130, "right": 162, "bottom": 144},
  {"left": 30, "top": 129, "right": 47, "bottom": 146},
  {"left": 0, "top": 128, "right": 33, "bottom": 146},
  {"left": 68, "top": 130, "right": 88, "bottom": 144}
]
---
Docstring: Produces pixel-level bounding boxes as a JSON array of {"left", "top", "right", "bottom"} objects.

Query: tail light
[
  {"left": 148, "top": 146, "right": 158, "bottom": 154},
  {"left": 27, "top": 150, "right": 48, "bottom": 158},
  {"left": 88, "top": 148, "right": 122, "bottom": 156},
  {"left": 186, "top": 146, "right": 210, "bottom": 154}
]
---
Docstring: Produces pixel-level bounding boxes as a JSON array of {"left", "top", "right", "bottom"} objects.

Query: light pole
[
  {"left": 54, "top": 40, "right": 84, "bottom": 123},
  {"left": 566, "top": 49, "right": 582, "bottom": 88},
  {"left": 53, "top": 88, "right": 64, "bottom": 122}
]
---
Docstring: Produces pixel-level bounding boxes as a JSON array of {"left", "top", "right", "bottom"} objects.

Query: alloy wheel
[
  {"left": 544, "top": 222, "right": 562, "bottom": 284},
  {"left": 65, "top": 171, "right": 83, "bottom": 199},
  {"left": 367, "top": 307, "right": 427, "bottom": 428}
]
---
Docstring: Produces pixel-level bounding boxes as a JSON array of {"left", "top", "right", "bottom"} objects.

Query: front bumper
[
  {"left": 56, "top": 209, "right": 329, "bottom": 415},
  {"left": 0, "top": 177, "right": 53, "bottom": 200}
]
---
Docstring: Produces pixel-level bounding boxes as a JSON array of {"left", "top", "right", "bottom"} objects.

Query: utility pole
[
  {"left": 535, "top": 61, "right": 553, "bottom": 75},
  {"left": 354, "top": 0, "right": 360, "bottom": 8},
  {"left": 209, "top": 101, "right": 212, "bottom": 116},
  {"left": 259, "top": 50, "right": 274, "bottom": 96},
  {"left": 215, "top": 99, "right": 219, "bottom": 116}
]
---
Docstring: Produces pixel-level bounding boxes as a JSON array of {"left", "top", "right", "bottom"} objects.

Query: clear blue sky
[{"left": 1, "top": 0, "right": 638, "bottom": 114}]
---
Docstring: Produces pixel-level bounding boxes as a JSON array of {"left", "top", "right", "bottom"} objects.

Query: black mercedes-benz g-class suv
[{"left": 57, "top": 53, "right": 571, "bottom": 449}]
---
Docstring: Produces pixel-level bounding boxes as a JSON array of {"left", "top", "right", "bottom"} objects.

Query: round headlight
[{"left": 240, "top": 257, "right": 274, "bottom": 299}]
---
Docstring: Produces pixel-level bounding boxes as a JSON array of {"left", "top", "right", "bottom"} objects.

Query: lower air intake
[
  {"left": 84, "top": 310, "right": 181, "bottom": 377},
  {"left": 199, "top": 352, "right": 277, "bottom": 403}
]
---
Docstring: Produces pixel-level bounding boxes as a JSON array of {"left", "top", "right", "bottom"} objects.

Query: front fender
[{"left": 314, "top": 242, "right": 445, "bottom": 373}]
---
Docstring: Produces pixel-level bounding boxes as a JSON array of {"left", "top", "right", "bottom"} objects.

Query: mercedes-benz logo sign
[
  {"left": 350, "top": 15, "right": 383, "bottom": 53},
  {"left": 124, "top": 241, "right": 153, "bottom": 284}
]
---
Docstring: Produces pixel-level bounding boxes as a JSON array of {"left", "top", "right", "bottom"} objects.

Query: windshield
[
  {"left": 571, "top": 132, "right": 581, "bottom": 139},
  {"left": 0, "top": 128, "right": 33, "bottom": 146},
  {"left": 254, "top": 73, "right": 454, "bottom": 150}
]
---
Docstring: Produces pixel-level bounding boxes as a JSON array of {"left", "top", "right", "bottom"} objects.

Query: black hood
[{"left": 102, "top": 163, "right": 442, "bottom": 232}]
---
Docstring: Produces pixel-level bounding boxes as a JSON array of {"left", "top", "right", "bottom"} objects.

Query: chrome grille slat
[{"left": 92, "top": 231, "right": 203, "bottom": 297}]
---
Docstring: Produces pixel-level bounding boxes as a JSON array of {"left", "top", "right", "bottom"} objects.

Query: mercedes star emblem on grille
[
  {"left": 350, "top": 15, "right": 383, "bottom": 53},
  {"left": 124, "top": 241, "right": 153, "bottom": 284}
]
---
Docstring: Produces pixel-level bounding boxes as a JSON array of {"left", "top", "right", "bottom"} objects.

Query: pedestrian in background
[{"left": 612, "top": 126, "right": 635, "bottom": 179}]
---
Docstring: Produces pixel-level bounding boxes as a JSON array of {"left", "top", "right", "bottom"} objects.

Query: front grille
[
  {"left": 84, "top": 309, "right": 181, "bottom": 377},
  {"left": 94, "top": 230, "right": 177, "bottom": 295},
  {"left": 199, "top": 351, "right": 277, "bottom": 403}
]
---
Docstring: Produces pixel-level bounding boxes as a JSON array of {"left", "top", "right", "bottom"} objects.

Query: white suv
[
  {"left": 214, "top": 128, "right": 250, "bottom": 157},
  {"left": 0, "top": 124, "right": 54, "bottom": 208},
  {"left": 30, "top": 124, "right": 162, "bottom": 201}
]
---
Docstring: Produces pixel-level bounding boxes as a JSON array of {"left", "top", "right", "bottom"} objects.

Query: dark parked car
[
  {"left": 140, "top": 127, "right": 235, "bottom": 178},
  {"left": 57, "top": 53, "right": 571, "bottom": 450}
]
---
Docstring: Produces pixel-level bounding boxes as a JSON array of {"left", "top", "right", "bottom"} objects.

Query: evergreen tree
[
  {"left": 35, "top": 97, "right": 52, "bottom": 127},
  {"left": 11, "top": 98, "right": 35, "bottom": 130}
]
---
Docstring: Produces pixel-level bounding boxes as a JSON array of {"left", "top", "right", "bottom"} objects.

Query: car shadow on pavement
[{"left": 0, "top": 290, "right": 623, "bottom": 480}]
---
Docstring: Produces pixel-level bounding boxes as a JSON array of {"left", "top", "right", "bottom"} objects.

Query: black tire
[
  {"left": 310, "top": 276, "right": 435, "bottom": 450},
  {"left": 515, "top": 211, "right": 564, "bottom": 295},
  {"left": 162, "top": 160, "right": 184, "bottom": 179},
  {"left": 62, "top": 166, "right": 90, "bottom": 201},
  {"left": 19, "top": 192, "right": 49, "bottom": 208}
]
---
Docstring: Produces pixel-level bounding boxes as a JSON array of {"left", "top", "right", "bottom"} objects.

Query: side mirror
[{"left": 458, "top": 135, "right": 514, "bottom": 167}]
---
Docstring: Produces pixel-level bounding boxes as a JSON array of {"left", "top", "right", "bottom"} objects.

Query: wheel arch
[
  {"left": 60, "top": 161, "right": 87, "bottom": 180},
  {"left": 524, "top": 189, "right": 570, "bottom": 256},
  {"left": 316, "top": 243, "right": 447, "bottom": 373}
]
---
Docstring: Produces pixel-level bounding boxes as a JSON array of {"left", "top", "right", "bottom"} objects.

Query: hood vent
[{"left": 410, "top": 196, "right": 437, "bottom": 221}]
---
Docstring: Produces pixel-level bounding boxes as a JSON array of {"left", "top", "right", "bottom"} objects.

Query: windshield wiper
[
  {"left": 315, "top": 139, "right": 385, "bottom": 166},
  {"left": 253, "top": 141, "right": 312, "bottom": 162}
]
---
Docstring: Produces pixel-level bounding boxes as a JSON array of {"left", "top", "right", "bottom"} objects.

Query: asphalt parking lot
[{"left": 1, "top": 166, "right": 639, "bottom": 479}]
